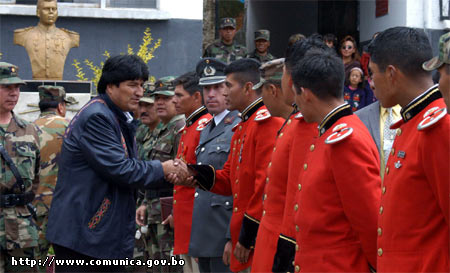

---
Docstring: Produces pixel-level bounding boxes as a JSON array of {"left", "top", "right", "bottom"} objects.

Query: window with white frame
[
  {"left": 441, "top": 0, "right": 450, "bottom": 20},
  {"left": 7, "top": 0, "right": 158, "bottom": 9}
]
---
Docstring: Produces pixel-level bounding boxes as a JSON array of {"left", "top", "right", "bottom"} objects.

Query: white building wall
[
  {"left": 406, "top": 0, "right": 450, "bottom": 30},
  {"left": 360, "top": 0, "right": 449, "bottom": 43},
  {"left": 0, "top": 0, "right": 203, "bottom": 20},
  {"left": 359, "top": 0, "right": 407, "bottom": 42},
  {"left": 159, "top": 0, "right": 203, "bottom": 20}
]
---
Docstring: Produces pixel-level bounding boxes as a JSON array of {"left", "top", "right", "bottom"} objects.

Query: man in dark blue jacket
[{"left": 46, "top": 55, "right": 185, "bottom": 273}]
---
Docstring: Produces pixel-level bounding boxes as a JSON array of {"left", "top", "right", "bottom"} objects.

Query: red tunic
[
  {"left": 195, "top": 98, "right": 284, "bottom": 272},
  {"left": 173, "top": 106, "right": 211, "bottom": 255},
  {"left": 377, "top": 86, "right": 449, "bottom": 272},
  {"left": 251, "top": 114, "right": 295, "bottom": 272},
  {"left": 293, "top": 104, "right": 380, "bottom": 272},
  {"left": 272, "top": 114, "right": 318, "bottom": 272}
]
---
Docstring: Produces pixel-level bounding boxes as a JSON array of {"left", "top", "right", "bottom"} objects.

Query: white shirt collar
[{"left": 213, "top": 110, "right": 230, "bottom": 125}]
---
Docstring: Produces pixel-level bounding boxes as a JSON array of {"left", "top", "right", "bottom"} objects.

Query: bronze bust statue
[{"left": 14, "top": 0, "right": 80, "bottom": 80}]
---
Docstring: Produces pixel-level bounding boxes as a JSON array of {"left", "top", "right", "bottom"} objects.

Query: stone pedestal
[{"left": 17, "top": 80, "right": 93, "bottom": 122}]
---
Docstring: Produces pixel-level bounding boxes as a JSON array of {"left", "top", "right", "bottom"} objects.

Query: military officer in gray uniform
[{"left": 188, "top": 58, "right": 240, "bottom": 273}]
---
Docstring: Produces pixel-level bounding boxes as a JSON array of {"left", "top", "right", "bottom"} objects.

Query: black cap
[{"left": 196, "top": 58, "right": 227, "bottom": 86}]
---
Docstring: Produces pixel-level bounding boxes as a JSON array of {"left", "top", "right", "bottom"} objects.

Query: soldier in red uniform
[
  {"left": 180, "top": 59, "right": 284, "bottom": 272},
  {"left": 172, "top": 71, "right": 211, "bottom": 272},
  {"left": 251, "top": 58, "right": 295, "bottom": 273},
  {"left": 368, "top": 27, "right": 449, "bottom": 272},
  {"left": 290, "top": 50, "right": 381, "bottom": 272},
  {"left": 271, "top": 37, "right": 329, "bottom": 273}
]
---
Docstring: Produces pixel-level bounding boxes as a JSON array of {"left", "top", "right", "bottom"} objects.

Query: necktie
[
  {"left": 383, "top": 108, "right": 396, "bottom": 166},
  {"left": 209, "top": 119, "right": 216, "bottom": 132}
]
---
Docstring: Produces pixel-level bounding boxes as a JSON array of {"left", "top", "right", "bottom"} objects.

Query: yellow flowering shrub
[{"left": 72, "top": 27, "right": 161, "bottom": 87}]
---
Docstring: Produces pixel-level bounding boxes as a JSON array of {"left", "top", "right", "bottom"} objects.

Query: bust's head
[{"left": 37, "top": 0, "right": 58, "bottom": 26}]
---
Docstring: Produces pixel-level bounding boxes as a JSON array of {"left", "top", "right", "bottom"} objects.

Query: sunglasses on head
[{"left": 342, "top": 45, "right": 353, "bottom": 50}]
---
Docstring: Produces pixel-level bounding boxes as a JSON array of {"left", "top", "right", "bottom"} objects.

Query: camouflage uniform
[
  {"left": 0, "top": 62, "right": 40, "bottom": 273},
  {"left": 247, "top": 29, "right": 275, "bottom": 63},
  {"left": 143, "top": 115, "right": 185, "bottom": 272},
  {"left": 136, "top": 85, "right": 158, "bottom": 160},
  {"left": 247, "top": 51, "right": 275, "bottom": 63},
  {"left": 32, "top": 85, "right": 70, "bottom": 272},
  {"left": 140, "top": 77, "right": 185, "bottom": 273},
  {"left": 33, "top": 111, "right": 68, "bottom": 265},
  {"left": 203, "top": 17, "right": 247, "bottom": 64},
  {"left": 136, "top": 123, "right": 157, "bottom": 160},
  {"left": 203, "top": 40, "right": 247, "bottom": 64},
  {"left": 0, "top": 114, "right": 41, "bottom": 273}
]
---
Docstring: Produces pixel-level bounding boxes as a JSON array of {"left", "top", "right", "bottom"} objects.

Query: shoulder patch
[
  {"left": 332, "top": 123, "right": 348, "bottom": 132},
  {"left": 325, "top": 124, "right": 353, "bottom": 144},
  {"left": 196, "top": 118, "right": 211, "bottom": 131},
  {"left": 417, "top": 107, "right": 447, "bottom": 131},
  {"left": 254, "top": 109, "right": 271, "bottom": 121}
]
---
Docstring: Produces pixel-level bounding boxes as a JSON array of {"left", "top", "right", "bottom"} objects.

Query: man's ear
[
  {"left": 269, "top": 83, "right": 279, "bottom": 98},
  {"left": 386, "top": 65, "right": 398, "bottom": 85},
  {"left": 193, "top": 91, "right": 202, "bottom": 104},
  {"left": 301, "top": 87, "right": 315, "bottom": 102},
  {"left": 105, "top": 84, "right": 114, "bottom": 96},
  {"left": 57, "top": 102, "right": 66, "bottom": 116},
  {"left": 244, "top": 82, "right": 253, "bottom": 95}
]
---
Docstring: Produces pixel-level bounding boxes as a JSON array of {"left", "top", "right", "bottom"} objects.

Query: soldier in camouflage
[
  {"left": 203, "top": 18, "right": 247, "bottom": 64},
  {"left": 134, "top": 83, "right": 161, "bottom": 272},
  {"left": 0, "top": 62, "right": 40, "bottom": 273},
  {"left": 135, "top": 76, "right": 185, "bottom": 273},
  {"left": 247, "top": 29, "right": 276, "bottom": 63},
  {"left": 33, "top": 85, "right": 72, "bottom": 272},
  {"left": 136, "top": 82, "right": 161, "bottom": 160}
]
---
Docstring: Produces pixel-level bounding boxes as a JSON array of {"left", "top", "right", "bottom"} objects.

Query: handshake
[{"left": 161, "top": 159, "right": 197, "bottom": 187}]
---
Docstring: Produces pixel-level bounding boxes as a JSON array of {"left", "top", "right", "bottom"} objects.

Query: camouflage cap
[
  {"left": 423, "top": 32, "right": 450, "bottom": 71},
  {"left": 253, "top": 58, "right": 285, "bottom": 90},
  {"left": 196, "top": 58, "right": 227, "bottom": 86},
  {"left": 0, "top": 62, "right": 25, "bottom": 85},
  {"left": 65, "top": 96, "right": 78, "bottom": 105},
  {"left": 140, "top": 82, "right": 156, "bottom": 104},
  {"left": 255, "top": 29, "right": 270, "bottom": 41},
  {"left": 153, "top": 76, "right": 176, "bottom": 96},
  {"left": 38, "top": 85, "right": 71, "bottom": 104},
  {"left": 220, "top": 18, "right": 236, "bottom": 29}
]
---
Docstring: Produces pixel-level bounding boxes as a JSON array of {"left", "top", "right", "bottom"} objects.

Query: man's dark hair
[
  {"left": 39, "top": 101, "right": 61, "bottom": 112},
  {"left": 285, "top": 37, "right": 333, "bottom": 72},
  {"left": 97, "top": 55, "right": 149, "bottom": 94},
  {"left": 174, "top": 71, "right": 201, "bottom": 96},
  {"left": 323, "top": 33, "right": 337, "bottom": 44},
  {"left": 224, "top": 58, "right": 261, "bottom": 93},
  {"left": 292, "top": 50, "right": 344, "bottom": 100},
  {"left": 368, "top": 27, "right": 433, "bottom": 78}
]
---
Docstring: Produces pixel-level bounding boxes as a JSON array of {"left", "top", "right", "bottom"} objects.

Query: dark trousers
[
  {"left": 53, "top": 244, "right": 125, "bottom": 273},
  {"left": 197, "top": 257, "right": 231, "bottom": 273}
]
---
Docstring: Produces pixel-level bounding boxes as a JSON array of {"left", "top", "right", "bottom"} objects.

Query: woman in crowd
[{"left": 340, "top": 35, "right": 362, "bottom": 85}]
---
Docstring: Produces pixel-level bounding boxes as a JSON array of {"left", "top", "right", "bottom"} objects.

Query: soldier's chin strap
[{"left": 0, "top": 143, "right": 36, "bottom": 217}]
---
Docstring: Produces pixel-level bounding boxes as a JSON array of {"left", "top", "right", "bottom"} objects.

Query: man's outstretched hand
[{"left": 162, "top": 159, "right": 197, "bottom": 186}]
